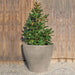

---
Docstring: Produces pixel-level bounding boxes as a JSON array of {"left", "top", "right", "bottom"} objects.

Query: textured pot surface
[{"left": 23, "top": 42, "right": 54, "bottom": 73}]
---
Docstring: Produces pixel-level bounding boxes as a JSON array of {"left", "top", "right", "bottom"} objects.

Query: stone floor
[{"left": 0, "top": 62, "right": 75, "bottom": 75}]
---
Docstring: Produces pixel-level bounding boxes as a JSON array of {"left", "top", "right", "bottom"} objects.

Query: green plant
[{"left": 23, "top": 1, "right": 54, "bottom": 45}]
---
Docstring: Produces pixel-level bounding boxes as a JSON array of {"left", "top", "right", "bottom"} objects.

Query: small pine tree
[{"left": 23, "top": 1, "right": 54, "bottom": 45}]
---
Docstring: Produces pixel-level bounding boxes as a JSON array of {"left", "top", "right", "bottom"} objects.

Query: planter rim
[{"left": 23, "top": 42, "right": 54, "bottom": 47}]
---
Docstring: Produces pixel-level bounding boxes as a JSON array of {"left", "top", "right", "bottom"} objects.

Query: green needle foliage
[{"left": 23, "top": 1, "right": 54, "bottom": 45}]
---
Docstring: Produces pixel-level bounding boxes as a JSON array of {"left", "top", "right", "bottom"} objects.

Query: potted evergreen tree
[{"left": 22, "top": 1, "right": 54, "bottom": 73}]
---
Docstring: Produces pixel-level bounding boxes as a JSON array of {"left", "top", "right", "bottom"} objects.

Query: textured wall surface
[
  {"left": 0, "top": 0, "right": 75, "bottom": 61},
  {"left": 37, "top": 0, "right": 75, "bottom": 62},
  {"left": 0, "top": 0, "right": 34, "bottom": 60}
]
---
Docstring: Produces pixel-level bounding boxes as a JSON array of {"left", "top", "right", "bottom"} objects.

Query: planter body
[{"left": 23, "top": 43, "right": 54, "bottom": 73}]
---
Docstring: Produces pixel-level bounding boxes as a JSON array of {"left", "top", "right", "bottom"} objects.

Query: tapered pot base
[{"left": 23, "top": 43, "right": 54, "bottom": 73}]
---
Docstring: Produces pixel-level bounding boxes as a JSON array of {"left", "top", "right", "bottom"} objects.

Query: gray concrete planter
[{"left": 23, "top": 42, "right": 54, "bottom": 73}]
